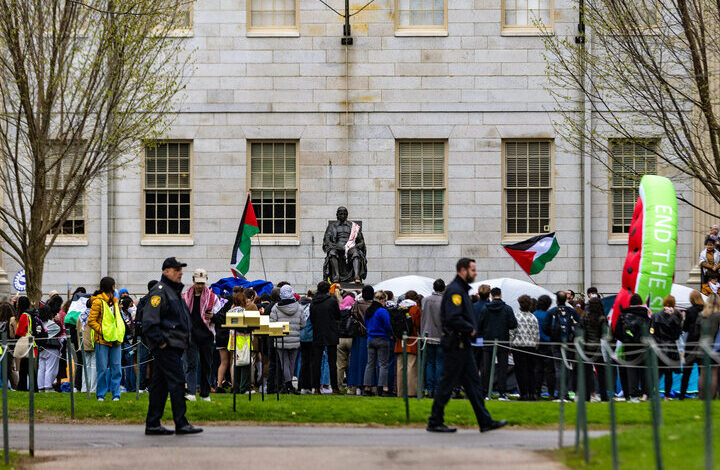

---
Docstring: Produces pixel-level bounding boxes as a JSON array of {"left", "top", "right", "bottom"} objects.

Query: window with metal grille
[
  {"left": 144, "top": 142, "right": 191, "bottom": 236},
  {"left": 504, "top": 140, "right": 552, "bottom": 235},
  {"left": 249, "top": 141, "right": 297, "bottom": 236},
  {"left": 396, "top": 0, "right": 446, "bottom": 29},
  {"left": 46, "top": 145, "right": 85, "bottom": 236},
  {"left": 248, "top": 0, "right": 297, "bottom": 30},
  {"left": 397, "top": 141, "right": 446, "bottom": 236},
  {"left": 503, "top": 0, "right": 552, "bottom": 28},
  {"left": 610, "top": 139, "right": 657, "bottom": 234}
]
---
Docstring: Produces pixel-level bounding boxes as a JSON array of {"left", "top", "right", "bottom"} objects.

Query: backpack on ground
[
  {"left": 389, "top": 307, "right": 414, "bottom": 340},
  {"left": 551, "top": 305, "right": 577, "bottom": 342}
]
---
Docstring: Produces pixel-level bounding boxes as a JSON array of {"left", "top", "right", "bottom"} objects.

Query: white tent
[
  {"left": 670, "top": 283, "right": 704, "bottom": 309},
  {"left": 373, "top": 275, "right": 435, "bottom": 298},
  {"left": 469, "top": 278, "right": 555, "bottom": 312}
]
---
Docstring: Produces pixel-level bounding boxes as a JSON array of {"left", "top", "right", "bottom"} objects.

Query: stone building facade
[{"left": 0, "top": 0, "right": 699, "bottom": 296}]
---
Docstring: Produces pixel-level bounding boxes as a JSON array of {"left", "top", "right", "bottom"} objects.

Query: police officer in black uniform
[
  {"left": 427, "top": 258, "right": 508, "bottom": 433},
  {"left": 143, "top": 257, "right": 203, "bottom": 435}
]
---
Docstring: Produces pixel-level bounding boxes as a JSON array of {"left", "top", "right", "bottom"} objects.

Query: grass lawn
[
  {"left": 559, "top": 421, "right": 720, "bottom": 469},
  {"left": 0, "top": 391, "right": 718, "bottom": 429}
]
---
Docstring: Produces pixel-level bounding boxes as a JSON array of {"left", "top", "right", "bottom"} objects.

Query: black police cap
[{"left": 162, "top": 257, "right": 187, "bottom": 270}]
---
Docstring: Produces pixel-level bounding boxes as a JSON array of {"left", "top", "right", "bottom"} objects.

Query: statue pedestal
[{"left": 338, "top": 281, "right": 365, "bottom": 293}]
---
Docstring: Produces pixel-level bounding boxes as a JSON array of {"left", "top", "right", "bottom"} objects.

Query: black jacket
[
  {"left": 441, "top": 275, "right": 476, "bottom": 345},
  {"left": 142, "top": 275, "right": 192, "bottom": 350},
  {"left": 478, "top": 298, "right": 517, "bottom": 342},
  {"left": 309, "top": 293, "right": 340, "bottom": 346}
]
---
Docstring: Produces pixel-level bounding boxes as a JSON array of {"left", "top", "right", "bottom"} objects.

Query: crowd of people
[{"left": 0, "top": 266, "right": 719, "bottom": 404}]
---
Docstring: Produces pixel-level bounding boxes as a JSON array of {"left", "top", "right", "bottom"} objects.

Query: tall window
[
  {"left": 610, "top": 139, "right": 657, "bottom": 234},
  {"left": 144, "top": 142, "right": 192, "bottom": 236},
  {"left": 504, "top": 140, "right": 552, "bottom": 235},
  {"left": 46, "top": 145, "right": 85, "bottom": 236},
  {"left": 397, "top": 141, "right": 446, "bottom": 236},
  {"left": 502, "top": 0, "right": 552, "bottom": 30},
  {"left": 249, "top": 141, "right": 298, "bottom": 236},
  {"left": 396, "top": 0, "right": 447, "bottom": 32},
  {"left": 248, "top": 0, "right": 298, "bottom": 31}
]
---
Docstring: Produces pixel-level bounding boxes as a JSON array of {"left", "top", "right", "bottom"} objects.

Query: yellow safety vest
[{"left": 100, "top": 300, "right": 125, "bottom": 343}]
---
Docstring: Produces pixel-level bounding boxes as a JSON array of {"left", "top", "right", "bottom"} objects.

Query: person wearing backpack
[
  {"left": 14, "top": 296, "right": 41, "bottom": 392},
  {"left": 394, "top": 291, "right": 422, "bottom": 397},
  {"left": 478, "top": 287, "right": 518, "bottom": 400},
  {"left": 680, "top": 290, "right": 705, "bottom": 399},
  {"left": 542, "top": 291, "right": 580, "bottom": 401},
  {"left": 698, "top": 293, "right": 720, "bottom": 399},
  {"left": 650, "top": 295, "right": 682, "bottom": 399},
  {"left": 88, "top": 277, "right": 125, "bottom": 401},
  {"left": 363, "top": 290, "right": 394, "bottom": 397},
  {"left": 347, "top": 286, "right": 371, "bottom": 395},
  {"left": 613, "top": 293, "right": 650, "bottom": 402},
  {"left": 336, "top": 290, "right": 358, "bottom": 393},
  {"left": 37, "top": 305, "right": 62, "bottom": 392},
  {"left": 270, "top": 284, "right": 306, "bottom": 394}
]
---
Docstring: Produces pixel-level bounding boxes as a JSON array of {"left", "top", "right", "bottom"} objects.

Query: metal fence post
[
  {"left": 603, "top": 338, "right": 619, "bottom": 470},
  {"left": 67, "top": 341, "right": 75, "bottom": 419},
  {"left": 2, "top": 333, "right": 9, "bottom": 465},
  {"left": 402, "top": 335, "right": 409, "bottom": 424},
  {"left": 702, "top": 344, "right": 713, "bottom": 470},
  {"left": 645, "top": 343, "right": 663, "bottom": 470},
  {"left": 558, "top": 342, "right": 567, "bottom": 449},
  {"left": 417, "top": 335, "right": 425, "bottom": 401},
  {"left": 135, "top": 342, "right": 141, "bottom": 401},
  {"left": 487, "top": 340, "right": 497, "bottom": 400},
  {"left": 574, "top": 335, "right": 589, "bottom": 463},
  {"left": 28, "top": 341, "right": 35, "bottom": 457}
]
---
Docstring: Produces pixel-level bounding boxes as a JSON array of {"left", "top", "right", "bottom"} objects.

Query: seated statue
[{"left": 322, "top": 206, "right": 367, "bottom": 284}]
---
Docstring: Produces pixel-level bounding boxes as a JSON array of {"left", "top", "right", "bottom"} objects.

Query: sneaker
[
  {"left": 185, "top": 394, "right": 197, "bottom": 402},
  {"left": 300, "top": 389, "right": 312, "bottom": 395},
  {"left": 112, "top": 397, "right": 120, "bottom": 401},
  {"left": 97, "top": 397, "right": 105, "bottom": 402},
  {"left": 497, "top": 394, "right": 511, "bottom": 402},
  {"left": 628, "top": 397, "right": 641, "bottom": 403},
  {"left": 590, "top": 395, "right": 601, "bottom": 403},
  {"left": 201, "top": 396, "right": 211, "bottom": 402},
  {"left": 120, "top": 386, "right": 127, "bottom": 393}
]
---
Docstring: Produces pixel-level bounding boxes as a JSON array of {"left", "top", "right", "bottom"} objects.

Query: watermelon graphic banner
[
  {"left": 503, "top": 233, "right": 560, "bottom": 275},
  {"left": 231, "top": 195, "right": 260, "bottom": 278},
  {"left": 611, "top": 175, "right": 677, "bottom": 328}
]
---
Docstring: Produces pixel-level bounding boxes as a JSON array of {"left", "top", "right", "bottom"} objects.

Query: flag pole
[
  {"left": 503, "top": 248, "right": 539, "bottom": 286},
  {"left": 256, "top": 241, "right": 268, "bottom": 281}
]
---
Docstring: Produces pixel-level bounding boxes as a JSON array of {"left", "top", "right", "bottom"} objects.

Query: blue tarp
[{"left": 210, "top": 277, "right": 274, "bottom": 298}]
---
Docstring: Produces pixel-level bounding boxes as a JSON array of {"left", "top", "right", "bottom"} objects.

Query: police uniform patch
[
  {"left": 151, "top": 295, "right": 161, "bottom": 307},
  {"left": 452, "top": 294, "right": 462, "bottom": 306}
]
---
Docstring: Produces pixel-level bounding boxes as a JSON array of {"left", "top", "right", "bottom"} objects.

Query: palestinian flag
[
  {"left": 503, "top": 233, "right": 560, "bottom": 275},
  {"left": 230, "top": 195, "right": 260, "bottom": 278}
]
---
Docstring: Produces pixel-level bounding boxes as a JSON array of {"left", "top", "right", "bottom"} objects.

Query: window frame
[
  {"left": 394, "top": 0, "right": 448, "bottom": 37},
  {"left": 395, "top": 139, "right": 448, "bottom": 242},
  {"left": 246, "top": 139, "right": 300, "bottom": 241},
  {"left": 500, "top": 0, "right": 554, "bottom": 36},
  {"left": 141, "top": 140, "right": 194, "bottom": 242},
  {"left": 246, "top": 0, "right": 300, "bottom": 37},
  {"left": 501, "top": 138, "right": 555, "bottom": 241},
  {"left": 607, "top": 138, "right": 659, "bottom": 241},
  {"left": 45, "top": 141, "right": 88, "bottom": 242}
]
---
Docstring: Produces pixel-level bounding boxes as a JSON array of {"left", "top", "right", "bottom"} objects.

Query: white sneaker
[
  {"left": 628, "top": 397, "right": 641, "bottom": 403},
  {"left": 97, "top": 397, "right": 104, "bottom": 402},
  {"left": 590, "top": 395, "right": 601, "bottom": 403},
  {"left": 201, "top": 396, "right": 211, "bottom": 402},
  {"left": 112, "top": 397, "right": 120, "bottom": 401},
  {"left": 185, "top": 394, "right": 197, "bottom": 402},
  {"left": 300, "top": 389, "right": 311, "bottom": 395}
]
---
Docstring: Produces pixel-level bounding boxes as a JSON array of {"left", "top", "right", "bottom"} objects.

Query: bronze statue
[{"left": 322, "top": 206, "right": 367, "bottom": 284}]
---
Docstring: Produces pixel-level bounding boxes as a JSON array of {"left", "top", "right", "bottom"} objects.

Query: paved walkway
[{"left": 3, "top": 424, "right": 602, "bottom": 469}]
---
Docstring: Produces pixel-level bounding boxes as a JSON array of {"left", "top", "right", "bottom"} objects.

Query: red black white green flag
[
  {"left": 503, "top": 233, "right": 560, "bottom": 275},
  {"left": 231, "top": 195, "right": 260, "bottom": 278}
]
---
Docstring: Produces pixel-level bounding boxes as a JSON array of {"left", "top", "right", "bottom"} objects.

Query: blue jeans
[
  {"left": 424, "top": 343, "right": 444, "bottom": 394},
  {"left": 95, "top": 343, "right": 122, "bottom": 399},
  {"left": 122, "top": 343, "right": 136, "bottom": 392}
]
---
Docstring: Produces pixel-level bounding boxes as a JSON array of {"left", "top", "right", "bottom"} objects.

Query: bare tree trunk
[{"left": 23, "top": 244, "right": 44, "bottom": 307}]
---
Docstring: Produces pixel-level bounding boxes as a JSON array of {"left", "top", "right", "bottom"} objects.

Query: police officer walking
[
  {"left": 427, "top": 258, "right": 507, "bottom": 433},
  {"left": 143, "top": 257, "right": 203, "bottom": 435}
]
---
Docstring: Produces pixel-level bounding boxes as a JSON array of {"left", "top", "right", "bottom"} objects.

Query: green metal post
[
  {"left": 558, "top": 342, "right": 567, "bottom": 449},
  {"left": 67, "top": 342, "right": 75, "bottom": 419},
  {"left": 487, "top": 341, "right": 497, "bottom": 400},
  {"left": 605, "top": 352, "right": 619, "bottom": 470},
  {"left": 136, "top": 342, "right": 140, "bottom": 400},
  {"left": 28, "top": 344, "right": 35, "bottom": 457},
  {"left": 703, "top": 348, "right": 712, "bottom": 470},
  {"left": 417, "top": 335, "right": 425, "bottom": 401},
  {"left": 402, "top": 335, "right": 409, "bottom": 423},
  {"left": 645, "top": 346, "right": 663, "bottom": 470},
  {"left": 575, "top": 337, "right": 589, "bottom": 463},
  {"left": 2, "top": 333, "right": 9, "bottom": 465}
]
